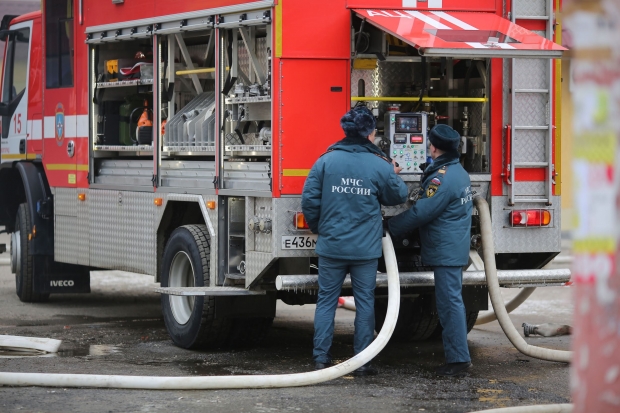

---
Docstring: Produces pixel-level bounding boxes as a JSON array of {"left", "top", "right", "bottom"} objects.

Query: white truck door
[{"left": 1, "top": 21, "right": 32, "bottom": 163}]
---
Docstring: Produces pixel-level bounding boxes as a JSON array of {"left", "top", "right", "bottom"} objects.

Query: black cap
[
  {"left": 428, "top": 124, "right": 461, "bottom": 152},
  {"left": 340, "top": 106, "right": 376, "bottom": 139}
]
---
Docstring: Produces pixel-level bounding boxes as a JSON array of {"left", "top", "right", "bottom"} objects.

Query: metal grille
[
  {"left": 89, "top": 190, "right": 158, "bottom": 275},
  {"left": 237, "top": 37, "right": 269, "bottom": 84},
  {"left": 514, "top": 0, "right": 547, "bottom": 17}
]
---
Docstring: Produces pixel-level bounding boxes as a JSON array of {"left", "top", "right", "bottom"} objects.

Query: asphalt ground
[{"left": 0, "top": 230, "right": 573, "bottom": 413}]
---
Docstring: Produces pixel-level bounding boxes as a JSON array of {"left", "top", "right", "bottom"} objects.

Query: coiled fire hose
[
  {"left": 474, "top": 197, "right": 572, "bottom": 363},
  {"left": 0, "top": 235, "right": 401, "bottom": 389}
]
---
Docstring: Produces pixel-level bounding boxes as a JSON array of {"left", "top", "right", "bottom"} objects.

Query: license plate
[{"left": 281, "top": 235, "right": 317, "bottom": 250}]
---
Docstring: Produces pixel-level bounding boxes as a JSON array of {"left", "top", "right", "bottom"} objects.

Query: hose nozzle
[{"left": 522, "top": 322, "right": 537, "bottom": 337}]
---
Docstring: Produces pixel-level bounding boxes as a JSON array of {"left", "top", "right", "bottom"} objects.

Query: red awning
[{"left": 355, "top": 9, "right": 566, "bottom": 58}]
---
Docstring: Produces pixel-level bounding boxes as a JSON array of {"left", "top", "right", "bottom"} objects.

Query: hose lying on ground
[
  {"left": 475, "top": 287, "right": 537, "bottom": 325},
  {"left": 471, "top": 404, "right": 573, "bottom": 413},
  {"left": 469, "top": 403, "right": 573, "bottom": 413},
  {"left": 0, "top": 235, "right": 401, "bottom": 390},
  {"left": 474, "top": 197, "right": 572, "bottom": 363},
  {"left": 467, "top": 250, "right": 537, "bottom": 326}
]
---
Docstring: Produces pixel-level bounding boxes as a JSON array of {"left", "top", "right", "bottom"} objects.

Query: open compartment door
[{"left": 354, "top": 9, "right": 566, "bottom": 58}]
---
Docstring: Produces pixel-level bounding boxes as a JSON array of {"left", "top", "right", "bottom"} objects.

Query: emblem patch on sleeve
[{"left": 426, "top": 184, "right": 439, "bottom": 198}]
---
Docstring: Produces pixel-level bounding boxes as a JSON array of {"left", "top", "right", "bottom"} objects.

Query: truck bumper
[{"left": 275, "top": 269, "right": 571, "bottom": 291}]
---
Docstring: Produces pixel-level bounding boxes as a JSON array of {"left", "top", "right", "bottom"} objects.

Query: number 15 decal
[{"left": 13, "top": 113, "right": 22, "bottom": 134}]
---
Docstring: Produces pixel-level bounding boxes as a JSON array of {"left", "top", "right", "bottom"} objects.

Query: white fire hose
[
  {"left": 475, "top": 287, "right": 536, "bottom": 325},
  {"left": 0, "top": 199, "right": 572, "bottom": 413},
  {"left": 0, "top": 235, "right": 401, "bottom": 390},
  {"left": 471, "top": 404, "right": 573, "bottom": 413},
  {"left": 474, "top": 197, "right": 572, "bottom": 363}
]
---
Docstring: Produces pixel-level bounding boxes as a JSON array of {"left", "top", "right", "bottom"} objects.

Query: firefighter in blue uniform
[
  {"left": 302, "top": 106, "right": 408, "bottom": 376},
  {"left": 388, "top": 124, "right": 473, "bottom": 377}
]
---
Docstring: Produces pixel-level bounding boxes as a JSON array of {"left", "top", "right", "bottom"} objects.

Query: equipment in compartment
[
  {"left": 164, "top": 92, "right": 216, "bottom": 147},
  {"left": 119, "top": 95, "right": 150, "bottom": 146},
  {"left": 384, "top": 112, "right": 428, "bottom": 174},
  {"left": 97, "top": 101, "right": 123, "bottom": 145},
  {"left": 105, "top": 58, "right": 151, "bottom": 82},
  {"left": 130, "top": 103, "right": 153, "bottom": 145}
]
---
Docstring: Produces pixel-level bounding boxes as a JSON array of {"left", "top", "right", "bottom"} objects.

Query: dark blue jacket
[
  {"left": 302, "top": 138, "right": 409, "bottom": 260},
  {"left": 388, "top": 153, "right": 473, "bottom": 267}
]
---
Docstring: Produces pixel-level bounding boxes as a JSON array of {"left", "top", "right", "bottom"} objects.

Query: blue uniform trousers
[
  {"left": 313, "top": 257, "right": 377, "bottom": 363},
  {"left": 434, "top": 266, "right": 471, "bottom": 363}
]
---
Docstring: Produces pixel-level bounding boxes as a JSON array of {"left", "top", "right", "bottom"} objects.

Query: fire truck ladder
[{"left": 507, "top": 0, "right": 555, "bottom": 205}]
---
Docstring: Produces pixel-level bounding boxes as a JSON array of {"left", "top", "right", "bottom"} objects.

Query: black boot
[
  {"left": 314, "top": 361, "right": 333, "bottom": 370},
  {"left": 435, "top": 362, "right": 472, "bottom": 377},
  {"left": 352, "top": 364, "right": 378, "bottom": 377}
]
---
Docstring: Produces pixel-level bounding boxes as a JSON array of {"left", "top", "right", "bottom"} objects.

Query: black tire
[
  {"left": 160, "top": 225, "right": 274, "bottom": 349},
  {"left": 466, "top": 310, "right": 479, "bottom": 333},
  {"left": 13, "top": 203, "right": 49, "bottom": 303},
  {"left": 375, "top": 295, "right": 440, "bottom": 342},
  {"left": 161, "top": 225, "right": 232, "bottom": 349}
]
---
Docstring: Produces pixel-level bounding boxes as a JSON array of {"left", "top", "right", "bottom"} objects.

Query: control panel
[{"left": 384, "top": 112, "right": 428, "bottom": 174}]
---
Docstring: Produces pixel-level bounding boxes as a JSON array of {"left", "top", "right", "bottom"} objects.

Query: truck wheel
[
  {"left": 466, "top": 310, "right": 479, "bottom": 333},
  {"left": 160, "top": 225, "right": 232, "bottom": 349},
  {"left": 13, "top": 203, "right": 49, "bottom": 303},
  {"left": 374, "top": 296, "right": 440, "bottom": 342}
]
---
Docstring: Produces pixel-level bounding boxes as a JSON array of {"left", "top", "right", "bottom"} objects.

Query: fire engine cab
[{"left": 0, "top": 0, "right": 568, "bottom": 349}]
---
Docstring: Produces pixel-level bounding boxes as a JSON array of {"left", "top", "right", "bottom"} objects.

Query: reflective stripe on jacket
[{"left": 302, "top": 138, "right": 409, "bottom": 260}]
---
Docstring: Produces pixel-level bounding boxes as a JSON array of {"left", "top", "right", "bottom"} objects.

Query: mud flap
[
  {"left": 32, "top": 256, "right": 91, "bottom": 295},
  {"left": 215, "top": 293, "right": 277, "bottom": 319}
]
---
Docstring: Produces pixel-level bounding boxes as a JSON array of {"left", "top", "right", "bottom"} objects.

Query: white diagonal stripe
[
  {"left": 465, "top": 42, "right": 487, "bottom": 48},
  {"left": 497, "top": 43, "right": 516, "bottom": 49},
  {"left": 431, "top": 11, "right": 477, "bottom": 30},
  {"left": 405, "top": 11, "right": 451, "bottom": 29}
]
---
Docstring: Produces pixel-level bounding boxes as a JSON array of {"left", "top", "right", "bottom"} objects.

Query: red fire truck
[{"left": 0, "top": 0, "right": 568, "bottom": 349}]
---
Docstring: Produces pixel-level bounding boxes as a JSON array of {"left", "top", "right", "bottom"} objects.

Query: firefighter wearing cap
[
  {"left": 302, "top": 106, "right": 408, "bottom": 376},
  {"left": 388, "top": 124, "right": 473, "bottom": 377}
]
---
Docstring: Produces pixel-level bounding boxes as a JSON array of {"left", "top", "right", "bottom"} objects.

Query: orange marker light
[
  {"left": 294, "top": 212, "right": 309, "bottom": 229},
  {"left": 78, "top": 193, "right": 86, "bottom": 201},
  {"left": 154, "top": 198, "right": 163, "bottom": 206},
  {"left": 206, "top": 201, "right": 216, "bottom": 210},
  {"left": 32, "top": 225, "right": 36, "bottom": 237}
]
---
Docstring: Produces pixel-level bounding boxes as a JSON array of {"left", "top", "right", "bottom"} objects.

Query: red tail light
[
  {"left": 510, "top": 210, "right": 552, "bottom": 227},
  {"left": 294, "top": 212, "right": 309, "bottom": 229}
]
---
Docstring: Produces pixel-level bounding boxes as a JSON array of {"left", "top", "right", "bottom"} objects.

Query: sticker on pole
[{"left": 281, "top": 235, "right": 317, "bottom": 250}]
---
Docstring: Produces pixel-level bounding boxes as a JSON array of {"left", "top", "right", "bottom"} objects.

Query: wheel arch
[
  {"left": 0, "top": 162, "right": 26, "bottom": 231},
  {"left": 0, "top": 161, "right": 53, "bottom": 255}
]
